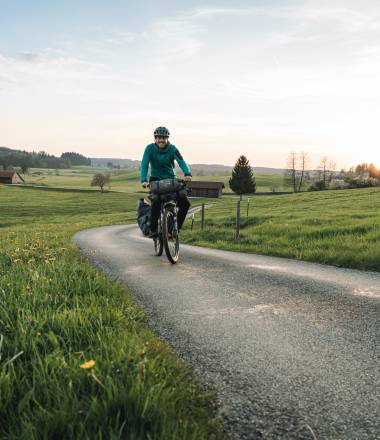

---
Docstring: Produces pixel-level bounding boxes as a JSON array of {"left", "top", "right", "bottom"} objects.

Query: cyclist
[{"left": 141, "top": 126, "right": 192, "bottom": 239}]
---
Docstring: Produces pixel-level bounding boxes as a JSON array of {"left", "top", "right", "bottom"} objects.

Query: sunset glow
[{"left": 1, "top": 0, "right": 380, "bottom": 169}]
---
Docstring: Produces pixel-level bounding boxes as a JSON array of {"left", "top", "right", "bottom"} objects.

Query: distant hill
[
  {"left": 1, "top": 146, "right": 286, "bottom": 174},
  {"left": 190, "top": 164, "right": 232, "bottom": 176},
  {"left": 253, "top": 167, "right": 286, "bottom": 175},
  {"left": 189, "top": 164, "right": 286, "bottom": 176},
  {"left": 90, "top": 157, "right": 286, "bottom": 175},
  {"left": 90, "top": 157, "right": 141, "bottom": 169}
]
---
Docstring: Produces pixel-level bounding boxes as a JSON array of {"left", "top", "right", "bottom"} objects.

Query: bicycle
[{"left": 149, "top": 179, "right": 189, "bottom": 264}]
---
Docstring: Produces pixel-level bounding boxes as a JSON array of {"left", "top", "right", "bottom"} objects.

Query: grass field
[
  {"left": 0, "top": 186, "right": 222, "bottom": 439},
  {"left": 25, "top": 167, "right": 291, "bottom": 192},
  {"left": 2, "top": 183, "right": 379, "bottom": 437},
  {"left": 181, "top": 187, "right": 380, "bottom": 272}
]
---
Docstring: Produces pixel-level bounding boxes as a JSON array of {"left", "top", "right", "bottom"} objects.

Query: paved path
[{"left": 74, "top": 225, "right": 380, "bottom": 439}]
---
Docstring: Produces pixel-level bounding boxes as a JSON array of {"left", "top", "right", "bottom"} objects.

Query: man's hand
[
  {"left": 141, "top": 181, "right": 148, "bottom": 189},
  {"left": 184, "top": 175, "right": 192, "bottom": 182}
]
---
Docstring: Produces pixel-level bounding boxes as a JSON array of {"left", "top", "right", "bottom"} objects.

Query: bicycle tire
[
  {"left": 162, "top": 208, "right": 179, "bottom": 264},
  {"left": 154, "top": 222, "right": 163, "bottom": 256}
]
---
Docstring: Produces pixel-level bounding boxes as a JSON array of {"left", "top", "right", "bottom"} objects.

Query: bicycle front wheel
[
  {"left": 154, "top": 218, "right": 163, "bottom": 256},
  {"left": 162, "top": 208, "right": 179, "bottom": 264},
  {"left": 153, "top": 233, "right": 163, "bottom": 256}
]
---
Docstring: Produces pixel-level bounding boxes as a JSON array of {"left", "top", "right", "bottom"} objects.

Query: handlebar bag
[{"left": 150, "top": 179, "right": 183, "bottom": 194}]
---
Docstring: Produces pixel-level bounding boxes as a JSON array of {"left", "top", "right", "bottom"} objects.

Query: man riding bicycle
[{"left": 141, "top": 126, "right": 192, "bottom": 239}]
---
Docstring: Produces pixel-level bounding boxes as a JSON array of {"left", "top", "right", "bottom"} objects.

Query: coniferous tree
[
  {"left": 61, "top": 152, "right": 91, "bottom": 166},
  {"left": 229, "top": 155, "right": 256, "bottom": 200}
]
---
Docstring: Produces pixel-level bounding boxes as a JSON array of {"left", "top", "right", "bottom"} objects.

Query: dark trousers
[{"left": 149, "top": 182, "right": 190, "bottom": 234}]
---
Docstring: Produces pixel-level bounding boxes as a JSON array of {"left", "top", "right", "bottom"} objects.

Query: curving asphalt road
[{"left": 74, "top": 224, "right": 380, "bottom": 440}]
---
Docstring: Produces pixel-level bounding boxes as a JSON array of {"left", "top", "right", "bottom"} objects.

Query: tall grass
[{"left": 0, "top": 186, "right": 222, "bottom": 439}]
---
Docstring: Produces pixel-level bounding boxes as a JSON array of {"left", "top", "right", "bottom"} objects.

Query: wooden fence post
[
  {"left": 191, "top": 213, "right": 195, "bottom": 231},
  {"left": 201, "top": 204, "right": 205, "bottom": 231},
  {"left": 236, "top": 200, "right": 241, "bottom": 239},
  {"left": 246, "top": 198, "right": 250, "bottom": 217}
]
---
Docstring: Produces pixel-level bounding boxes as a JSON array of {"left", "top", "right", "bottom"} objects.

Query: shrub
[
  {"left": 308, "top": 180, "right": 327, "bottom": 191},
  {"left": 329, "top": 179, "right": 349, "bottom": 190},
  {"left": 344, "top": 177, "right": 380, "bottom": 189}
]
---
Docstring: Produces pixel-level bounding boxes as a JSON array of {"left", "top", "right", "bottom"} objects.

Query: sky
[{"left": 1, "top": 0, "right": 380, "bottom": 169}]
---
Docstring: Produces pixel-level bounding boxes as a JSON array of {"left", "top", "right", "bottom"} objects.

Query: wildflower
[{"left": 80, "top": 360, "right": 96, "bottom": 369}]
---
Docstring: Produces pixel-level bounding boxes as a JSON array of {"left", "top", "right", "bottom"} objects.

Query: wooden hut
[
  {"left": 0, "top": 171, "right": 25, "bottom": 184},
  {"left": 187, "top": 181, "right": 224, "bottom": 198}
]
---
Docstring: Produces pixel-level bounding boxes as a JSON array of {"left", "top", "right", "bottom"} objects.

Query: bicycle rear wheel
[{"left": 162, "top": 208, "right": 179, "bottom": 264}]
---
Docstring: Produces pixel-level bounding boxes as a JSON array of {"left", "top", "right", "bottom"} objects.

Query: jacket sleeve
[
  {"left": 174, "top": 147, "right": 192, "bottom": 176},
  {"left": 140, "top": 146, "right": 150, "bottom": 182}
]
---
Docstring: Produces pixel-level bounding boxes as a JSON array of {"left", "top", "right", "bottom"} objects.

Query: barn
[
  {"left": 187, "top": 181, "right": 224, "bottom": 198},
  {"left": 0, "top": 171, "right": 25, "bottom": 184}
]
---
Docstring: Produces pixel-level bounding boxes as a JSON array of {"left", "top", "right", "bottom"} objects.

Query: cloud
[
  {"left": 0, "top": 49, "right": 143, "bottom": 98},
  {"left": 138, "top": 13, "right": 205, "bottom": 62},
  {"left": 190, "top": 7, "right": 256, "bottom": 18},
  {"left": 2, "top": 1, "right": 380, "bottom": 168},
  {"left": 18, "top": 51, "right": 93, "bottom": 68},
  {"left": 186, "top": 3, "right": 380, "bottom": 43},
  {"left": 0, "top": 73, "right": 14, "bottom": 91}
]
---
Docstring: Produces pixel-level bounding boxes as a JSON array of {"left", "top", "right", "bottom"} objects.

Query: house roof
[
  {"left": 187, "top": 181, "right": 225, "bottom": 189},
  {"left": 0, "top": 171, "right": 25, "bottom": 181},
  {"left": 0, "top": 171, "right": 17, "bottom": 177}
]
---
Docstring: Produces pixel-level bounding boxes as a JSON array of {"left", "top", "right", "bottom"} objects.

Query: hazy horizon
[{"left": 2, "top": 0, "right": 380, "bottom": 170}]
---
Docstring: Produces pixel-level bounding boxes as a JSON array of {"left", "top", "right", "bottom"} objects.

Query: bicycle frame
[
  {"left": 158, "top": 200, "right": 178, "bottom": 234},
  {"left": 149, "top": 179, "right": 188, "bottom": 264}
]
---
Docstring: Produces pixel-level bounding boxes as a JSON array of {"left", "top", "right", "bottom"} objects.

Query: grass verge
[
  {"left": 0, "top": 186, "right": 223, "bottom": 439},
  {"left": 181, "top": 187, "right": 380, "bottom": 272}
]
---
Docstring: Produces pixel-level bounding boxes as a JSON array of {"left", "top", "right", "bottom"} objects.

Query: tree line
[
  {"left": 0, "top": 147, "right": 91, "bottom": 172},
  {"left": 285, "top": 151, "right": 380, "bottom": 192}
]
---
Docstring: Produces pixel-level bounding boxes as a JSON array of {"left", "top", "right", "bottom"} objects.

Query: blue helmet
[{"left": 154, "top": 126, "right": 170, "bottom": 137}]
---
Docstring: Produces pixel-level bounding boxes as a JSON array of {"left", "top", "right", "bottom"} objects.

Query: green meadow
[
  {"left": 181, "top": 187, "right": 380, "bottom": 272},
  {"left": 0, "top": 186, "right": 222, "bottom": 439},
  {"left": 2, "top": 182, "right": 379, "bottom": 438},
  {"left": 25, "top": 166, "right": 290, "bottom": 193}
]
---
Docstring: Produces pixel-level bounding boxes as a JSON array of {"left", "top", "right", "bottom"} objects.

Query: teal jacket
[{"left": 140, "top": 143, "right": 192, "bottom": 182}]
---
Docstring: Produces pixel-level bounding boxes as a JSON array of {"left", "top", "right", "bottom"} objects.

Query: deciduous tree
[
  {"left": 284, "top": 151, "right": 298, "bottom": 192},
  {"left": 91, "top": 173, "right": 110, "bottom": 192}
]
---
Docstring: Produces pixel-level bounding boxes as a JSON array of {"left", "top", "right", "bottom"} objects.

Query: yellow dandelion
[{"left": 80, "top": 360, "right": 96, "bottom": 369}]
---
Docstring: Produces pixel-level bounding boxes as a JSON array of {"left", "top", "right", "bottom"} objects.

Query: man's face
[{"left": 155, "top": 136, "right": 169, "bottom": 149}]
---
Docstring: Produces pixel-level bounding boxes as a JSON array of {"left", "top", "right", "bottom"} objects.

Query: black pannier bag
[
  {"left": 137, "top": 198, "right": 151, "bottom": 236},
  {"left": 149, "top": 179, "right": 184, "bottom": 195}
]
